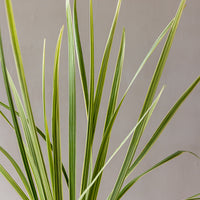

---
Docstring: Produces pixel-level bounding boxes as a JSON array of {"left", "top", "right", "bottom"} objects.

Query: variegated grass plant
[{"left": 0, "top": 0, "right": 199, "bottom": 199}]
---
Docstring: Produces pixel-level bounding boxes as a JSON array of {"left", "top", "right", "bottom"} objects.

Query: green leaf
[
  {"left": 52, "top": 26, "right": 64, "bottom": 200},
  {"left": 80, "top": 0, "right": 95, "bottom": 196},
  {"left": 7, "top": 70, "right": 49, "bottom": 200},
  {"left": 42, "top": 39, "right": 54, "bottom": 196},
  {"left": 117, "top": 151, "right": 200, "bottom": 200},
  {"left": 0, "top": 28, "right": 38, "bottom": 199},
  {"left": 0, "top": 101, "right": 69, "bottom": 187},
  {"left": 74, "top": 0, "right": 89, "bottom": 115},
  {"left": 86, "top": 16, "right": 173, "bottom": 200},
  {"left": 109, "top": 1, "right": 186, "bottom": 199},
  {"left": 0, "top": 110, "right": 14, "bottom": 128},
  {"left": 66, "top": 1, "right": 76, "bottom": 200},
  {"left": 25, "top": 147, "right": 46, "bottom": 200},
  {"left": 0, "top": 146, "right": 33, "bottom": 199},
  {"left": 127, "top": 76, "right": 200, "bottom": 178},
  {"left": 87, "top": 29, "right": 126, "bottom": 200},
  {"left": 80, "top": 0, "right": 123, "bottom": 196},
  {"left": 0, "top": 164, "right": 29, "bottom": 200},
  {"left": 78, "top": 88, "right": 163, "bottom": 200},
  {"left": 93, "top": 0, "right": 122, "bottom": 143},
  {"left": 186, "top": 193, "right": 200, "bottom": 200},
  {"left": 5, "top": 0, "right": 52, "bottom": 199}
]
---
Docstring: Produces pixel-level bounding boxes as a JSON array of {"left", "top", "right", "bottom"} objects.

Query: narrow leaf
[
  {"left": 80, "top": 0, "right": 95, "bottom": 196},
  {"left": 93, "top": 0, "right": 122, "bottom": 145},
  {"left": 7, "top": 70, "right": 49, "bottom": 200},
  {"left": 118, "top": 151, "right": 199, "bottom": 200},
  {"left": 0, "top": 101, "right": 69, "bottom": 186},
  {"left": 110, "top": 1, "right": 187, "bottom": 199},
  {"left": 88, "top": 29, "right": 125, "bottom": 200},
  {"left": 0, "top": 29, "right": 38, "bottom": 199},
  {"left": 0, "top": 164, "right": 29, "bottom": 200},
  {"left": 74, "top": 0, "right": 89, "bottom": 115},
  {"left": 127, "top": 76, "right": 200, "bottom": 177},
  {"left": 78, "top": 88, "right": 163, "bottom": 200},
  {"left": 186, "top": 193, "right": 200, "bottom": 200},
  {"left": 42, "top": 39, "right": 54, "bottom": 196},
  {"left": 66, "top": 1, "right": 76, "bottom": 199},
  {"left": 5, "top": 0, "right": 52, "bottom": 198},
  {"left": 52, "top": 26, "right": 64, "bottom": 200},
  {"left": 0, "top": 146, "right": 33, "bottom": 199}
]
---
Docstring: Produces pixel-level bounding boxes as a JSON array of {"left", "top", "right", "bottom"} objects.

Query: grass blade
[
  {"left": 93, "top": 0, "right": 122, "bottom": 142},
  {"left": 127, "top": 76, "right": 200, "bottom": 177},
  {"left": 7, "top": 70, "right": 50, "bottom": 199},
  {"left": 5, "top": 0, "right": 53, "bottom": 199},
  {"left": 0, "top": 146, "right": 33, "bottom": 199},
  {"left": 83, "top": 16, "right": 173, "bottom": 199},
  {"left": 79, "top": 88, "right": 164, "bottom": 200},
  {"left": 0, "top": 101, "right": 69, "bottom": 187},
  {"left": 80, "top": 0, "right": 95, "bottom": 196},
  {"left": 87, "top": 17, "right": 173, "bottom": 199},
  {"left": 186, "top": 199, "right": 200, "bottom": 200},
  {"left": 74, "top": 0, "right": 89, "bottom": 115},
  {"left": 103, "top": 29, "right": 125, "bottom": 134},
  {"left": 0, "top": 164, "right": 29, "bottom": 200},
  {"left": 89, "top": 19, "right": 174, "bottom": 198},
  {"left": 42, "top": 39, "right": 54, "bottom": 195},
  {"left": 52, "top": 26, "right": 64, "bottom": 200},
  {"left": 25, "top": 148, "right": 46, "bottom": 200},
  {"left": 117, "top": 151, "right": 199, "bottom": 200},
  {"left": 87, "top": 29, "right": 125, "bottom": 200},
  {"left": 66, "top": 1, "right": 76, "bottom": 199},
  {"left": 0, "top": 110, "right": 14, "bottom": 128},
  {"left": 81, "top": 0, "right": 122, "bottom": 196},
  {"left": 0, "top": 29, "right": 38, "bottom": 199},
  {"left": 186, "top": 194, "right": 200, "bottom": 200},
  {"left": 109, "top": 1, "right": 186, "bottom": 199}
]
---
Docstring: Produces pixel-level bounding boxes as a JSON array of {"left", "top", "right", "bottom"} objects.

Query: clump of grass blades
[{"left": 0, "top": 0, "right": 199, "bottom": 200}]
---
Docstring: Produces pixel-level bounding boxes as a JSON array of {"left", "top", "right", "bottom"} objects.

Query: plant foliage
[{"left": 0, "top": 0, "right": 199, "bottom": 199}]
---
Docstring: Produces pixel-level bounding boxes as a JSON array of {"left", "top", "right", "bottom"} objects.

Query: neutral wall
[{"left": 0, "top": 0, "right": 200, "bottom": 199}]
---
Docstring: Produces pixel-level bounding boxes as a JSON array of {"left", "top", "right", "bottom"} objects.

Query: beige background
[{"left": 0, "top": 0, "right": 200, "bottom": 199}]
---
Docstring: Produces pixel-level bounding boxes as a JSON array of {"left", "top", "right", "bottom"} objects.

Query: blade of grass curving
[
  {"left": 0, "top": 12, "right": 172, "bottom": 127},
  {"left": 186, "top": 194, "right": 200, "bottom": 200},
  {"left": 5, "top": 0, "right": 53, "bottom": 198},
  {"left": 84, "top": 16, "right": 173, "bottom": 198},
  {"left": 80, "top": 0, "right": 95, "bottom": 197},
  {"left": 74, "top": 0, "right": 89, "bottom": 115},
  {"left": 127, "top": 76, "right": 200, "bottom": 178},
  {"left": 66, "top": 1, "right": 76, "bottom": 199},
  {"left": 0, "top": 164, "right": 29, "bottom": 200},
  {"left": 87, "top": 0, "right": 94, "bottom": 192},
  {"left": 0, "top": 146, "right": 33, "bottom": 199},
  {"left": 62, "top": 165, "right": 69, "bottom": 187},
  {"left": 0, "top": 29, "right": 38, "bottom": 199},
  {"left": 0, "top": 110, "right": 14, "bottom": 128},
  {"left": 42, "top": 39, "right": 54, "bottom": 195},
  {"left": 109, "top": 1, "right": 186, "bottom": 199},
  {"left": 103, "top": 29, "right": 125, "bottom": 134},
  {"left": 79, "top": 88, "right": 163, "bottom": 200},
  {"left": 7, "top": 70, "right": 51, "bottom": 200},
  {"left": 88, "top": 18, "right": 174, "bottom": 199},
  {"left": 88, "top": 19, "right": 174, "bottom": 198},
  {"left": 87, "top": 29, "right": 125, "bottom": 200},
  {"left": 92, "top": 0, "right": 122, "bottom": 143},
  {"left": 186, "top": 199, "right": 200, "bottom": 200},
  {"left": 52, "top": 26, "right": 64, "bottom": 200},
  {"left": 81, "top": 0, "right": 122, "bottom": 195},
  {"left": 0, "top": 101, "right": 69, "bottom": 186},
  {"left": 117, "top": 151, "right": 199, "bottom": 200},
  {"left": 25, "top": 148, "right": 46, "bottom": 200}
]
